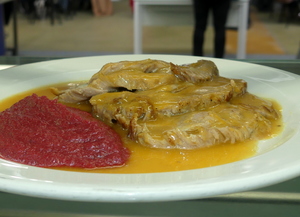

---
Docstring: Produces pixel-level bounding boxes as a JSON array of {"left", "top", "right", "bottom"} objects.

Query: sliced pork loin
[
  {"left": 90, "top": 77, "right": 247, "bottom": 128},
  {"left": 54, "top": 58, "right": 280, "bottom": 150},
  {"left": 129, "top": 95, "right": 280, "bottom": 149},
  {"left": 96, "top": 59, "right": 171, "bottom": 75},
  {"left": 170, "top": 59, "right": 219, "bottom": 83},
  {"left": 53, "top": 84, "right": 111, "bottom": 104},
  {"left": 91, "top": 91, "right": 154, "bottom": 129},
  {"left": 56, "top": 59, "right": 219, "bottom": 103},
  {"left": 56, "top": 59, "right": 177, "bottom": 103}
]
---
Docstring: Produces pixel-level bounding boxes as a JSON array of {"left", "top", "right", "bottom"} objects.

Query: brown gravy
[{"left": 0, "top": 83, "right": 283, "bottom": 174}]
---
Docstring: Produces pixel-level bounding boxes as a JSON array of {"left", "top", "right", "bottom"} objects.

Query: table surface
[{"left": 0, "top": 57, "right": 300, "bottom": 217}]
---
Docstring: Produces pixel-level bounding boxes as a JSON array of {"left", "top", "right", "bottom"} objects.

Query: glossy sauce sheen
[{"left": 0, "top": 83, "right": 283, "bottom": 174}]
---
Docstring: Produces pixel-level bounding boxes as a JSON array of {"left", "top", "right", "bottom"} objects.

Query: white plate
[{"left": 0, "top": 54, "right": 300, "bottom": 202}]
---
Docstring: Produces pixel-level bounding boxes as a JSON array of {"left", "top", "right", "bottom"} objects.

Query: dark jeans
[{"left": 192, "top": 0, "right": 231, "bottom": 58}]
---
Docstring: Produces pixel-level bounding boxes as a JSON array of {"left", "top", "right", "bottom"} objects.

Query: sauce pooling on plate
[{"left": 0, "top": 83, "right": 283, "bottom": 174}]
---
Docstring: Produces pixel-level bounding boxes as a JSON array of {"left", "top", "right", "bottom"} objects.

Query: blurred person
[
  {"left": 3, "top": 1, "right": 13, "bottom": 25},
  {"left": 276, "top": 0, "right": 299, "bottom": 22},
  {"left": 192, "top": 0, "right": 231, "bottom": 58},
  {"left": 20, "top": 0, "right": 35, "bottom": 15},
  {"left": 91, "top": 0, "right": 113, "bottom": 16}
]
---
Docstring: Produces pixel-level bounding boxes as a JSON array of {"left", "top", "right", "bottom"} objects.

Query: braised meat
[
  {"left": 55, "top": 59, "right": 281, "bottom": 149},
  {"left": 91, "top": 91, "right": 154, "bottom": 129},
  {"left": 90, "top": 77, "right": 247, "bottom": 128},
  {"left": 56, "top": 59, "right": 221, "bottom": 103},
  {"left": 170, "top": 59, "right": 219, "bottom": 83},
  {"left": 57, "top": 59, "right": 179, "bottom": 103},
  {"left": 129, "top": 93, "right": 279, "bottom": 149}
]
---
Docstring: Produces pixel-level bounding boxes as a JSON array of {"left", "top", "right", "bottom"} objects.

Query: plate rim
[{"left": 1, "top": 54, "right": 300, "bottom": 202}]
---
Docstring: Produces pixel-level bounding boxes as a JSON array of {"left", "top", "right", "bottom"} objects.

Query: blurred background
[{"left": 1, "top": 0, "right": 300, "bottom": 59}]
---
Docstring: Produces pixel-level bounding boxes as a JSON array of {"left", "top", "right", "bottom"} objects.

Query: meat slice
[
  {"left": 90, "top": 77, "right": 247, "bottom": 128},
  {"left": 230, "top": 93, "right": 280, "bottom": 120},
  {"left": 57, "top": 59, "right": 178, "bottom": 103},
  {"left": 89, "top": 68, "right": 178, "bottom": 91},
  {"left": 91, "top": 91, "right": 154, "bottom": 129},
  {"left": 54, "top": 84, "right": 109, "bottom": 104},
  {"left": 53, "top": 58, "right": 281, "bottom": 150},
  {"left": 170, "top": 60, "right": 219, "bottom": 83},
  {"left": 129, "top": 97, "right": 280, "bottom": 149},
  {"left": 56, "top": 59, "right": 221, "bottom": 103},
  {"left": 97, "top": 59, "right": 171, "bottom": 75},
  {"left": 141, "top": 77, "right": 246, "bottom": 117}
]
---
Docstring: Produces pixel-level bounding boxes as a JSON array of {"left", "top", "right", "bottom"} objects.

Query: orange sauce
[{"left": 0, "top": 83, "right": 283, "bottom": 174}]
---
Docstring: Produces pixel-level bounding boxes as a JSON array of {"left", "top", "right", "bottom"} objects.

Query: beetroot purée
[{"left": 0, "top": 94, "right": 130, "bottom": 168}]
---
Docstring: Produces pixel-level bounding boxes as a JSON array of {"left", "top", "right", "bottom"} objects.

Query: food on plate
[
  {"left": 56, "top": 59, "right": 281, "bottom": 150},
  {"left": 56, "top": 59, "right": 176, "bottom": 103},
  {"left": 0, "top": 94, "right": 129, "bottom": 168}
]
